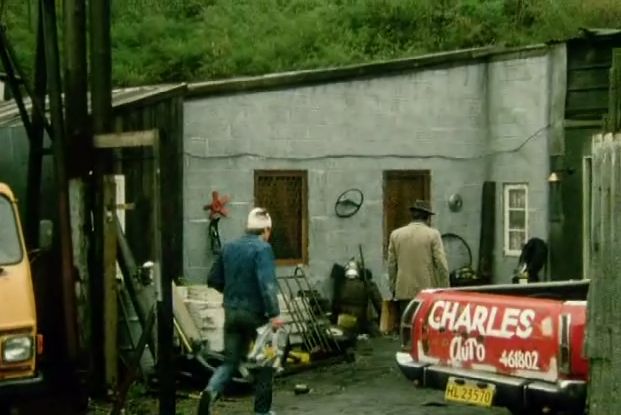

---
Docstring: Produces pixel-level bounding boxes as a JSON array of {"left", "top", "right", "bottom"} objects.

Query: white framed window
[{"left": 503, "top": 184, "right": 528, "bottom": 256}]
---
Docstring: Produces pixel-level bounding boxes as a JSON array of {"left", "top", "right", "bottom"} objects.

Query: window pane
[
  {"left": 0, "top": 196, "right": 23, "bottom": 265},
  {"left": 509, "top": 231, "right": 526, "bottom": 252},
  {"left": 509, "top": 210, "right": 526, "bottom": 230},
  {"left": 508, "top": 188, "right": 526, "bottom": 209}
]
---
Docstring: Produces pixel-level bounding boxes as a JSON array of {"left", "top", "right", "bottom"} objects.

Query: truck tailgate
[{"left": 413, "top": 291, "right": 563, "bottom": 382}]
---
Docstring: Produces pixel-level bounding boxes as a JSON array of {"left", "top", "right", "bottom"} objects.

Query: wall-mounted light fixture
[
  {"left": 548, "top": 168, "right": 575, "bottom": 183},
  {"left": 448, "top": 193, "right": 463, "bottom": 212}
]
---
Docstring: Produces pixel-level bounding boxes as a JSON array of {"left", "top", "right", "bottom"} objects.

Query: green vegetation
[{"left": 4, "top": 0, "right": 621, "bottom": 86}]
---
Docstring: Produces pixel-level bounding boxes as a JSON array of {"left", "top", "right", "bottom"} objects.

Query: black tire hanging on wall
[{"left": 441, "top": 232, "right": 473, "bottom": 272}]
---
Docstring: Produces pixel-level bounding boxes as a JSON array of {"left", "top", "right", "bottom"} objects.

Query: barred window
[{"left": 254, "top": 170, "right": 308, "bottom": 264}]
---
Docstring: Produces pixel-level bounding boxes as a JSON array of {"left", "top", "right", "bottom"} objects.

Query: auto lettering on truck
[{"left": 396, "top": 282, "right": 588, "bottom": 415}]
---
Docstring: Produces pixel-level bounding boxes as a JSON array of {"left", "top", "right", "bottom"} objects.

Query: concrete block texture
[{"left": 183, "top": 50, "right": 558, "bottom": 291}]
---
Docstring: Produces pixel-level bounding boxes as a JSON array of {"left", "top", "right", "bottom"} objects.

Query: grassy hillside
[{"left": 4, "top": 0, "right": 621, "bottom": 86}]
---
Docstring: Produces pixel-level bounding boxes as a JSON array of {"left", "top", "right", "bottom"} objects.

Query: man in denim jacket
[{"left": 198, "top": 207, "right": 283, "bottom": 415}]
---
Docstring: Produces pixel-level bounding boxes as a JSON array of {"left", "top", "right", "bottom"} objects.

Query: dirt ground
[{"left": 88, "top": 336, "right": 509, "bottom": 415}]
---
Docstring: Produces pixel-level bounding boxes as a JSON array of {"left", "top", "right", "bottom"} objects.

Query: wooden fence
[{"left": 586, "top": 132, "right": 621, "bottom": 414}]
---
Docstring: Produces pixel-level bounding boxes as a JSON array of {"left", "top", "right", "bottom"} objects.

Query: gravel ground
[
  {"left": 87, "top": 336, "right": 510, "bottom": 415},
  {"left": 218, "top": 336, "right": 509, "bottom": 415}
]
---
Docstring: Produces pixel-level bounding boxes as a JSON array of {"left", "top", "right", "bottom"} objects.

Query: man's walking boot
[{"left": 197, "top": 390, "right": 218, "bottom": 415}]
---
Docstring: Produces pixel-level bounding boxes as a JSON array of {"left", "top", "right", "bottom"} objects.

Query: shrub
[{"left": 3, "top": 0, "right": 621, "bottom": 86}]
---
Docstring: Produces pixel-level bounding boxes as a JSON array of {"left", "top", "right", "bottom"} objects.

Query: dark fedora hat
[{"left": 409, "top": 200, "right": 435, "bottom": 215}]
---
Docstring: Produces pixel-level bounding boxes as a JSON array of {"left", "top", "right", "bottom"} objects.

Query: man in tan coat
[{"left": 387, "top": 200, "right": 449, "bottom": 312}]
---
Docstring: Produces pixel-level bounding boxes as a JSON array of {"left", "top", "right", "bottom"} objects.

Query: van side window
[{"left": 0, "top": 195, "right": 23, "bottom": 265}]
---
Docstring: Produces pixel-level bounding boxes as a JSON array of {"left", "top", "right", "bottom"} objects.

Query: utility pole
[
  {"left": 63, "top": 0, "right": 89, "bottom": 177},
  {"left": 89, "top": 0, "right": 113, "bottom": 396},
  {"left": 25, "top": 5, "right": 47, "bottom": 250},
  {"left": 63, "top": 0, "right": 91, "bottom": 398},
  {"left": 90, "top": 0, "right": 112, "bottom": 134},
  {"left": 41, "top": 0, "right": 79, "bottom": 375},
  {"left": 153, "top": 133, "right": 176, "bottom": 415}
]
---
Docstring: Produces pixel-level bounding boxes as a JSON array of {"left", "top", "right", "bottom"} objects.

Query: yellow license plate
[{"left": 444, "top": 377, "right": 495, "bottom": 407}]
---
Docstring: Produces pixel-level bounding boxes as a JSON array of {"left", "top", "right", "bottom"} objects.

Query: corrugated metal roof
[
  {"left": 186, "top": 44, "right": 550, "bottom": 98},
  {"left": 578, "top": 27, "right": 621, "bottom": 38},
  {"left": 186, "top": 28, "right": 620, "bottom": 98},
  {"left": 0, "top": 83, "right": 187, "bottom": 127}
]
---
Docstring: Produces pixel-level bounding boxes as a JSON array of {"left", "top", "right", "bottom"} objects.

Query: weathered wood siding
[
  {"left": 553, "top": 35, "right": 621, "bottom": 280},
  {"left": 586, "top": 132, "right": 621, "bottom": 415},
  {"left": 111, "top": 94, "right": 184, "bottom": 281}
]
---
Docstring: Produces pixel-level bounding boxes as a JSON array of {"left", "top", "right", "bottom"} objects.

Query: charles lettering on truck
[
  {"left": 396, "top": 282, "right": 589, "bottom": 415},
  {"left": 0, "top": 183, "right": 44, "bottom": 408}
]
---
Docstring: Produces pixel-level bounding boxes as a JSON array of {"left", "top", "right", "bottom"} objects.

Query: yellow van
[{"left": 0, "top": 183, "right": 43, "bottom": 406}]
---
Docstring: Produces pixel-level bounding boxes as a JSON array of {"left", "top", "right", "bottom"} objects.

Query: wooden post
[
  {"left": 153, "top": 131, "right": 176, "bottom": 415},
  {"left": 25, "top": 6, "right": 46, "bottom": 249},
  {"left": 89, "top": 0, "right": 112, "bottom": 395},
  {"left": 586, "top": 133, "right": 621, "bottom": 415},
  {"left": 41, "top": 0, "right": 79, "bottom": 366},
  {"left": 103, "top": 176, "right": 118, "bottom": 392},
  {"left": 63, "top": 0, "right": 89, "bottom": 178},
  {"left": 477, "top": 181, "right": 495, "bottom": 282},
  {"left": 89, "top": 0, "right": 112, "bottom": 134},
  {"left": 92, "top": 130, "right": 173, "bottom": 410},
  {"left": 609, "top": 49, "right": 621, "bottom": 132}
]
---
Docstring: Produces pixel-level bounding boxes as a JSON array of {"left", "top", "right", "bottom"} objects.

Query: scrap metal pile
[
  {"left": 276, "top": 267, "right": 347, "bottom": 368},
  {"left": 165, "top": 268, "right": 356, "bottom": 386}
]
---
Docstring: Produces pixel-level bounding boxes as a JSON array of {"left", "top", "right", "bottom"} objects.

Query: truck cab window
[{"left": 0, "top": 195, "right": 23, "bottom": 265}]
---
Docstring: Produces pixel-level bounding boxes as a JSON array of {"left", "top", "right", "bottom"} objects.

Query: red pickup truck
[{"left": 395, "top": 281, "right": 589, "bottom": 415}]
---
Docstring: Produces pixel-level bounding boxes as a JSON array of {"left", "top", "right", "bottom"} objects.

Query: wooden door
[
  {"left": 383, "top": 170, "right": 431, "bottom": 256},
  {"left": 255, "top": 170, "right": 308, "bottom": 265}
]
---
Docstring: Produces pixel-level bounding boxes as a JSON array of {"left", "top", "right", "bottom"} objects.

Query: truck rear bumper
[
  {"left": 0, "top": 372, "right": 44, "bottom": 400},
  {"left": 395, "top": 352, "right": 586, "bottom": 413}
]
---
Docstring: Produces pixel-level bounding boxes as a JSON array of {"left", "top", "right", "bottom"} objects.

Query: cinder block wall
[
  {"left": 183, "top": 51, "right": 553, "bottom": 295},
  {"left": 488, "top": 55, "right": 552, "bottom": 280}
]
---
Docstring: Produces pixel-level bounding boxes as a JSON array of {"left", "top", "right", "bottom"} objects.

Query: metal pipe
[
  {"left": 115, "top": 215, "right": 156, "bottom": 360},
  {"left": 291, "top": 268, "right": 340, "bottom": 352},
  {"left": 299, "top": 273, "right": 341, "bottom": 352},
  {"left": 294, "top": 267, "right": 331, "bottom": 351},
  {"left": 281, "top": 279, "right": 316, "bottom": 351},
  {"left": 279, "top": 275, "right": 323, "bottom": 350},
  {"left": 290, "top": 270, "right": 332, "bottom": 352},
  {"left": 281, "top": 278, "right": 319, "bottom": 351},
  {"left": 276, "top": 280, "right": 312, "bottom": 352}
]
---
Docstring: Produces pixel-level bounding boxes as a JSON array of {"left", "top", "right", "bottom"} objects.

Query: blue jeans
[{"left": 205, "top": 308, "right": 274, "bottom": 413}]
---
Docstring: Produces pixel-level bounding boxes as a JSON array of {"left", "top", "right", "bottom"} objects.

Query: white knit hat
[{"left": 247, "top": 207, "right": 272, "bottom": 230}]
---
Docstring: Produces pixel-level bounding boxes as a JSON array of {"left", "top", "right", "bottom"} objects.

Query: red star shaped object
[{"left": 203, "top": 191, "right": 230, "bottom": 219}]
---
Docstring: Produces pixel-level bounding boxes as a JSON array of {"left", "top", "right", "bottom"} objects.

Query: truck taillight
[
  {"left": 400, "top": 300, "right": 420, "bottom": 350},
  {"left": 559, "top": 314, "right": 571, "bottom": 375}
]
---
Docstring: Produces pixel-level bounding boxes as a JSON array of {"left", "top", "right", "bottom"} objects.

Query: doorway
[{"left": 383, "top": 170, "right": 431, "bottom": 256}]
